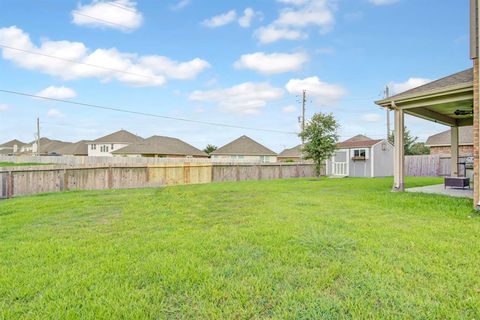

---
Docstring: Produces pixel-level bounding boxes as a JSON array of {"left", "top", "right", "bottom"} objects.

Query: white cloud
[
  {"left": 0, "top": 26, "right": 210, "bottom": 87},
  {"left": 0, "top": 104, "right": 9, "bottom": 112},
  {"left": 361, "top": 113, "right": 383, "bottom": 122},
  {"left": 255, "top": 0, "right": 335, "bottom": 44},
  {"left": 171, "top": 0, "right": 190, "bottom": 11},
  {"left": 369, "top": 0, "right": 399, "bottom": 5},
  {"left": 285, "top": 76, "right": 346, "bottom": 106},
  {"left": 139, "top": 56, "right": 210, "bottom": 80},
  {"left": 238, "top": 8, "right": 257, "bottom": 28},
  {"left": 389, "top": 78, "right": 432, "bottom": 95},
  {"left": 202, "top": 10, "right": 237, "bottom": 28},
  {"left": 190, "top": 82, "right": 284, "bottom": 114},
  {"left": 203, "top": 8, "right": 260, "bottom": 29},
  {"left": 72, "top": 0, "right": 143, "bottom": 32},
  {"left": 234, "top": 52, "right": 308, "bottom": 75},
  {"left": 47, "top": 108, "right": 65, "bottom": 118},
  {"left": 282, "top": 105, "right": 297, "bottom": 113},
  {"left": 255, "top": 25, "right": 307, "bottom": 44},
  {"left": 36, "top": 86, "right": 77, "bottom": 100}
]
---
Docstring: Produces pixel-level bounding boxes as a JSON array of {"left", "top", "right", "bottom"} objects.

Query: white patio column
[
  {"left": 393, "top": 107, "right": 405, "bottom": 191},
  {"left": 451, "top": 126, "right": 459, "bottom": 177}
]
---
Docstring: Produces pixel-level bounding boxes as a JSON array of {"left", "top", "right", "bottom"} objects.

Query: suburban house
[
  {"left": 112, "top": 136, "right": 209, "bottom": 158},
  {"left": 211, "top": 136, "right": 277, "bottom": 163},
  {"left": 426, "top": 126, "right": 473, "bottom": 156},
  {"left": 0, "top": 139, "right": 26, "bottom": 155},
  {"left": 87, "top": 130, "right": 143, "bottom": 157},
  {"left": 56, "top": 140, "right": 90, "bottom": 156},
  {"left": 326, "top": 135, "right": 394, "bottom": 177},
  {"left": 19, "top": 137, "right": 72, "bottom": 155},
  {"left": 278, "top": 145, "right": 302, "bottom": 162}
]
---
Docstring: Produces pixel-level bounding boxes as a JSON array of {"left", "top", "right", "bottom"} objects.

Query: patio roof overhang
[
  {"left": 374, "top": 68, "right": 475, "bottom": 195},
  {"left": 375, "top": 82, "right": 474, "bottom": 127}
]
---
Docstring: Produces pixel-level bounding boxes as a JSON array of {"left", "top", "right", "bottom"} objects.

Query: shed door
[{"left": 333, "top": 151, "right": 348, "bottom": 176}]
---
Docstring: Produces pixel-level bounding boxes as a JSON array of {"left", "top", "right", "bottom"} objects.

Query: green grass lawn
[
  {"left": 1, "top": 177, "right": 479, "bottom": 319},
  {"left": 0, "top": 162, "right": 45, "bottom": 167}
]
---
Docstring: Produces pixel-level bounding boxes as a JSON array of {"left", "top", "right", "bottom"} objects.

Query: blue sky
[{"left": 0, "top": 0, "right": 471, "bottom": 152}]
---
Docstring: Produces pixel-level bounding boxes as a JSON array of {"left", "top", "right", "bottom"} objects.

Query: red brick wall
[{"left": 430, "top": 145, "right": 474, "bottom": 156}]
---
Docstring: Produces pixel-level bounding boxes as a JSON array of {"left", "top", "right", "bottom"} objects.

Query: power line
[
  {"left": 0, "top": 88, "right": 298, "bottom": 135},
  {"left": 103, "top": 1, "right": 138, "bottom": 13},
  {"left": 72, "top": 11, "right": 133, "bottom": 29},
  {"left": 0, "top": 44, "right": 161, "bottom": 82}
]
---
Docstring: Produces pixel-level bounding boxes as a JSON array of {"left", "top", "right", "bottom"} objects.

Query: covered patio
[{"left": 375, "top": 68, "right": 476, "bottom": 204}]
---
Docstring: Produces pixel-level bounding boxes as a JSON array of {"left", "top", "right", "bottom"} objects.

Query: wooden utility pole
[
  {"left": 301, "top": 90, "right": 307, "bottom": 162},
  {"left": 36, "top": 117, "right": 40, "bottom": 156},
  {"left": 385, "top": 85, "right": 390, "bottom": 139}
]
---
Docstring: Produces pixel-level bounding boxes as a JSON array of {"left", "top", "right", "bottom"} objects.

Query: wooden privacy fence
[
  {"left": 0, "top": 155, "right": 211, "bottom": 166},
  {"left": 0, "top": 163, "right": 317, "bottom": 199},
  {"left": 405, "top": 155, "right": 469, "bottom": 177}
]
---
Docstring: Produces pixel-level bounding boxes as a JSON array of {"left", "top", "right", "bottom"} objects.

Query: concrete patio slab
[{"left": 406, "top": 184, "right": 473, "bottom": 199}]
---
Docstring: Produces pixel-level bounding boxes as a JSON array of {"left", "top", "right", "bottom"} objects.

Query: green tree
[
  {"left": 300, "top": 112, "right": 339, "bottom": 176},
  {"left": 409, "top": 142, "right": 430, "bottom": 155},
  {"left": 203, "top": 144, "right": 217, "bottom": 155},
  {"left": 388, "top": 127, "right": 427, "bottom": 155}
]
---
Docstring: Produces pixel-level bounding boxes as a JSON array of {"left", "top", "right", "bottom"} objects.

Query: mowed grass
[{"left": 0, "top": 177, "right": 479, "bottom": 319}]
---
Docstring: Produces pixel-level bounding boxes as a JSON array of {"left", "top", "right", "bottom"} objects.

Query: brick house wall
[{"left": 430, "top": 145, "right": 474, "bottom": 156}]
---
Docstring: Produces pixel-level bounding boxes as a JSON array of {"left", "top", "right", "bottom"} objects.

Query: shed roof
[
  {"left": 336, "top": 135, "right": 383, "bottom": 149},
  {"left": 92, "top": 130, "right": 143, "bottom": 144},
  {"left": 425, "top": 126, "right": 473, "bottom": 147},
  {"left": 112, "top": 136, "right": 208, "bottom": 157},
  {"left": 211, "top": 135, "right": 277, "bottom": 156},
  {"left": 278, "top": 145, "right": 302, "bottom": 158}
]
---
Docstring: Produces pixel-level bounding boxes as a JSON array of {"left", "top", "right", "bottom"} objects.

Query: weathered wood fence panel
[
  {"left": 211, "top": 164, "right": 319, "bottom": 182},
  {"left": 1, "top": 163, "right": 315, "bottom": 198},
  {"left": 0, "top": 155, "right": 212, "bottom": 166},
  {"left": 405, "top": 155, "right": 469, "bottom": 177}
]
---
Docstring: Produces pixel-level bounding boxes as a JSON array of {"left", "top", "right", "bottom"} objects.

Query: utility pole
[
  {"left": 36, "top": 117, "right": 40, "bottom": 156},
  {"left": 301, "top": 90, "right": 307, "bottom": 162},
  {"left": 384, "top": 85, "right": 390, "bottom": 140}
]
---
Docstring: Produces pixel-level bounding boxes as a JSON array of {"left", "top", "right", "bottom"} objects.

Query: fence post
[
  {"left": 279, "top": 164, "right": 283, "bottom": 179},
  {"left": 63, "top": 169, "right": 69, "bottom": 191},
  {"left": 296, "top": 164, "right": 300, "bottom": 178},
  {"left": 257, "top": 165, "right": 262, "bottom": 180},
  {"left": 107, "top": 166, "right": 113, "bottom": 189},
  {"left": 236, "top": 165, "right": 240, "bottom": 181},
  {"left": 7, "top": 171, "right": 13, "bottom": 199}
]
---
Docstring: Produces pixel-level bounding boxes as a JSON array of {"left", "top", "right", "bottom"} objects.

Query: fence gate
[{"left": 333, "top": 150, "right": 348, "bottom": 176}]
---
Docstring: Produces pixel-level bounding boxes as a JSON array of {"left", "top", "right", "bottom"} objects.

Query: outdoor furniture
[
  {"left": 444, "top": 177, "right": 470, "bottom": 189},
  {"left": 444, "top": 162, "right": 471, "bottom": 189}
]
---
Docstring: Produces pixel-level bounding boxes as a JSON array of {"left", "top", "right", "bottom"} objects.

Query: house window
[
  {"left": 111, "top": 144, "right": 114, "bottom": 150},
  {"left": 354, "top": 149, "right": 366, "bottom": 157},
  {"left": 105, "top": 146, "right": 109, "bottom": 152},
  {"left": 91, "top": 144, "right": 96, "bottom": 150}
]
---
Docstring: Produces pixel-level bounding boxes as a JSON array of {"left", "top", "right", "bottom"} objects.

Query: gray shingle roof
[
  {"left": 385, "top": 68, "right": 473, "bottom": 101},
  {"left": 211, "top": 135, "right": 277, "bottom": 156},
  {"left": 56, "top": 140, "right": 90, "bottom": 156},
  {"left": 112, "top": 136, "right": 208, "bottom": 157},
  {"left": 278, "top": 145, "right": 302, "bottom": 158},
  {"left": 0, "top": 139, "right": 26, "bottom": 148},
  {"left": 425, "top": 126, "right": 473, "bottom": 147},
  {"left": 92, "top": 130, "right": 143, "bottom": 144},
  {"left": 40, "top": 140, "right": 72, "bottom": 154}
]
